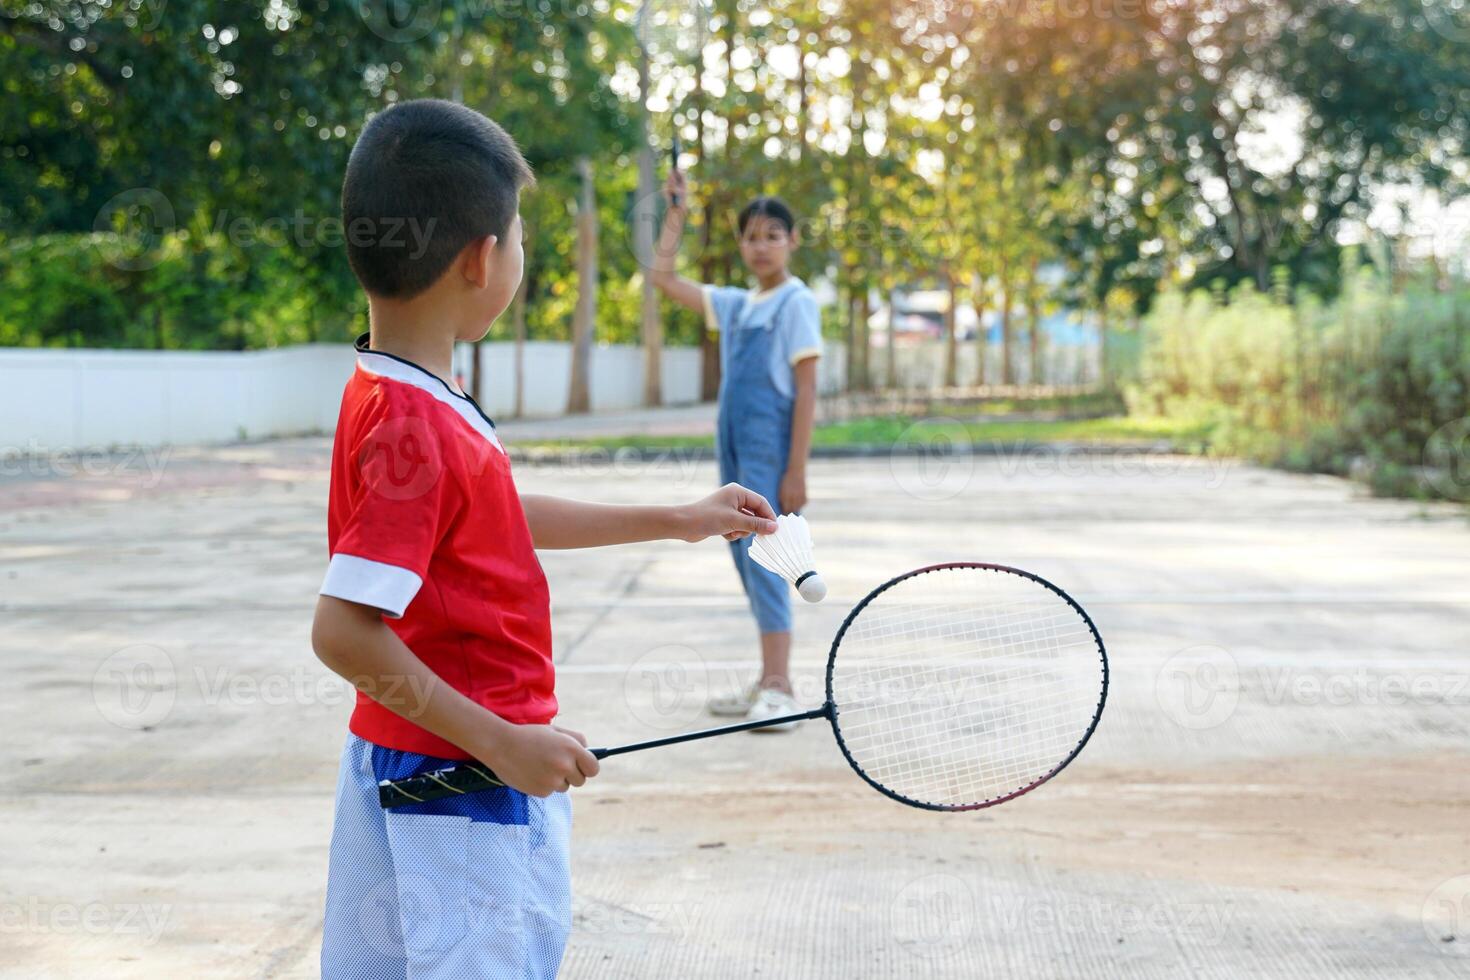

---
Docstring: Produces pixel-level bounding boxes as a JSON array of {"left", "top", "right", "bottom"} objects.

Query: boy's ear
[{"left": 460, "top": 235, "right": 499, "bottom": 289}]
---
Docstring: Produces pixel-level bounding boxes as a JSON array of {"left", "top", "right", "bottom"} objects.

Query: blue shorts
[{"left": 321, "top": 734, "right": 572, "bottom": 979}]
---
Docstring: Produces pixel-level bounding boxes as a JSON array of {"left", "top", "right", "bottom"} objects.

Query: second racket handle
[{"left": 377, "top": 748, "right": 612, "bottom": 808}]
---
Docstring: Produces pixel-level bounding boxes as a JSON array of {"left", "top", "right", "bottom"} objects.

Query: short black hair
[
  {"left": 738, "top": 197, "right": 796, "bottom": 236},
  {"left": 341, "top": 99, "right": 534, "bottom": 299}
]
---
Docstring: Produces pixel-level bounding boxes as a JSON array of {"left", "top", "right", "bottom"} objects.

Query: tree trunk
[
  {"left": 943, "top": 267, "right": 958, "bottom": 389},
  {"left": 971, "top": 272, "right": 987, "bottom": 387},
  {"left": 844, "top": 267, "right": 858, "bottom": 391},
  {"left": 858, "top": 287, "right": 872, "bottom": 392},
  {"left": 885, "top": 287, "right": 898, "bottom": 391},
  {"left": 999, "top": 263, "right": 1015, "bottom": 387},
  {"left": 1026, "top": 258, "right": 1041, "bottom": 388},
  {"left": 693, "top": 28, "right": 719, "bottom": 403},
  {"left": 512, "top": 270, "right": 529, "bottom": 418},
  {"left": 636, "top": 54, "right": 662, "bottom": 407},
  {"left": 567, "top": 156, "right": 597, "bottom": 415}
]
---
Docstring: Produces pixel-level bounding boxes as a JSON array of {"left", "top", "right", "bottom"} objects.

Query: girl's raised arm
[{"left": 648, "top": 169, "right": 707, "bottom": 313}]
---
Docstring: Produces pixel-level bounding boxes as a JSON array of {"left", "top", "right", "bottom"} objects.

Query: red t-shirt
[{"left": 319, "top": 338, "right": 555, "bottom": 758}]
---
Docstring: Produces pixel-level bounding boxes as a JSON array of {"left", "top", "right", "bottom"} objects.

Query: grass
[{"left": 513, "top": 413, "right": 1213, "bottom": 455}]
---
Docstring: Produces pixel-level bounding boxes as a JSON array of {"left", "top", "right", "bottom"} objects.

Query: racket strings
[{"left": 829, "top": 566, "right": 1105, "bottom": 809}]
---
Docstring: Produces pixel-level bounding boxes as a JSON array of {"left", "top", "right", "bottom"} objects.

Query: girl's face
[{"left": 738, "top": 214, "right": 794, "bottom": 279}]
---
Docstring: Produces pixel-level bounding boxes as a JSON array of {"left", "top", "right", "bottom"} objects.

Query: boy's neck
[
  {"left": 755, "top": 269, "right": 792, "bottom": 293},
  {"left": 367, "top": 298, "right": 465, "bottom": 394}
]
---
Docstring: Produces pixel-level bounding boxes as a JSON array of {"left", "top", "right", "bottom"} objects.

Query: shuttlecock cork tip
[{"left": 796, "top": 571, "right": 827, "bottom": 603}]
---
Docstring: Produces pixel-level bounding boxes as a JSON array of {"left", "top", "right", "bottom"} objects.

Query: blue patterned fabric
[{"left": 321, "top": 734, "right": 572, "bottom": 979}]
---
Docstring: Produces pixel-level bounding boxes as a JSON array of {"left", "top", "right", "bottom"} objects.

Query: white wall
[
  {"left": 0, "top": 345, "right": 353, "bottom": 453},
  {"left": 0, "top": 342, "right": 733, "bottom": 452},
  {"left": 0, "top": 335, "right": 1091, "bottom": 453},
  {"left": 465, "top": 342, "right": 707, "bottom": 418}
]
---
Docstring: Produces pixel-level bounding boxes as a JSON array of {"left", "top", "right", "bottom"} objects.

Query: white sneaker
[
  {"left": 707, "top": 684, "right": 759, "bottom": 718},
  {"left": 747, "top": 688, "right": 803, "bottom": 733}
]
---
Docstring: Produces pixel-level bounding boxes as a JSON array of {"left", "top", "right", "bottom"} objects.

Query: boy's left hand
[
  {"left": 681, "top": 484, "right": 779, "bottom": 542},
  {"left": 779, "top": 467, "right": 808, "bottom": 514}
]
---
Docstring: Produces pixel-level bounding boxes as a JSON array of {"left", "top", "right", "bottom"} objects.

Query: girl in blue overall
[{"left": 650, "top": 172, "right": 822, "bottom": 729}]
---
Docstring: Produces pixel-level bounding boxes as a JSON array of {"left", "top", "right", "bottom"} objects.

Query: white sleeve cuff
[
  {"left": 319, "top": 553, "right": 423, "bottom": 619},
  {"left": 789, "top": 346, "right": 822, "bottom": 365},
  {"left": 702, "top": 286, "right": 720, "bottom": 335}
]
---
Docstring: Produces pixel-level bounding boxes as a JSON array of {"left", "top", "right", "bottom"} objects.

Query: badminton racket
[
  {"left": 636, "top": 0, "right": 710, "bottom": 209},
  {"left": 380, "top": 563, "right": 1108, "bottom": 812}
]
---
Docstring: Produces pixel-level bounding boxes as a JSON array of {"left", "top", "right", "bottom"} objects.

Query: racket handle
[
  {"left": 670, "top": 136, "right": 683, "bottom": 207},
  {"left": 378, "top": 706, "right": 831, "bottom": 808},
  {"left": 377, "top": 749, "right": 612, "bottom": 808}
]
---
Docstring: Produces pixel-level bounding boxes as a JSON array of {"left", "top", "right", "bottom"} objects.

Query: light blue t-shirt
[{"left": 702, "top": 278, "right": 823, "bottom": 399}]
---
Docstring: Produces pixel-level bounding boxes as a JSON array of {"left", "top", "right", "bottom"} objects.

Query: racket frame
[{"left": 825, "top": 562, "right": 1109, "bottom": 812}]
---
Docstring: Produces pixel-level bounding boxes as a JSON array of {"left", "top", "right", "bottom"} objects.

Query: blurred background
[
  {"left": 2, "top": 0, "right": 1469, "bottom": 497},
  {"left": 4, "top": 5, "right": 1470, "bottom": 977}
]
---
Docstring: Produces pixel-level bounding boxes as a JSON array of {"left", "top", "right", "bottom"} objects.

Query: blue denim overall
[{"left": 717, "top": 286, "right": 799, "bottom": 635}]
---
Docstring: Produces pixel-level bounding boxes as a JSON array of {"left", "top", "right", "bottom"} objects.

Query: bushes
[
  {"left": 0, "top": 232, "right": 364, "bottom": 350},
  {"left": 1128, "top": 268, "right": 1470, "bottom": 501}
]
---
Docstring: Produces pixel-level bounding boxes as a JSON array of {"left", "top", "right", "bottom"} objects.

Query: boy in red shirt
[{"left": 313, "top": 99, "right": 776, "bottom": 979}]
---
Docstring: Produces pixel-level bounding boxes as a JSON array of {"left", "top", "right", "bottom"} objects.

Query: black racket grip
[
  {"left": 670, "top": 136, "right": 683, "bottom": 207},
  {"left": 378, "top": 749, "right": 611, "bottom": 808}
]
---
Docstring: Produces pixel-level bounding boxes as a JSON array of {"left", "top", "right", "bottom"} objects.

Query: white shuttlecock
[{"left": 748, "top": 513, "right": 827, "bottom": 603}]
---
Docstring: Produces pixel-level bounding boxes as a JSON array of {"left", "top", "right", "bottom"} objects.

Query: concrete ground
[{"left": 1, "top": 438, "right": 1468, "bottom": 978}]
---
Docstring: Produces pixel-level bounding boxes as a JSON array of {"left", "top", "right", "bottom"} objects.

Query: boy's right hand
[{"left": 476, "top": 723, "right": 600, "bottom": 798}]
